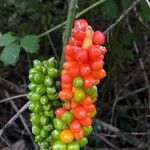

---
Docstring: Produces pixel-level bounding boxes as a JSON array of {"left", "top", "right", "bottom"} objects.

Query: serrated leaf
[
  {"left": 100, "top": 0, "right": 118, "bottom": 19},
  {"left": 20, "top": 35, "right": 39, "bottom": 53},
  {"left": 0, "top": 43, "right": 20, "bottom": 65},
  {"left": 0, "top": 33, "right": 16, "bottom": 47},
  {"left": 140, "top": 1, "right": 150, "bottom": 22}
]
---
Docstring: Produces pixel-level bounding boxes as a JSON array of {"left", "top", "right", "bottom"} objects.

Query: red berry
[
  {"left": 93, "top": 31, "right": 105, "bottom": 45},
  {"left": 75, "top": 49, "right": 88, "bottom": 62},
  {"left": 69, "top": 36, "right": 82, "bottom": 47},
  {"left": 85, "top": 104, "right": 95, "bottom": 113},
  {"left": 79, "top": 117, "right": 92, "bottom": 126},
  {"left": 61, "top": 73, "right": 72, "bottom": 84},
  {"left": 69, "top": 64, "right": 80, "bottom": 77},
  {"left": 72, "top": 28, "right": 86, "bottom": 41},
  {"left": 80, "top": 95, "right": 93, "bottom": 106},
  {"left": 74, "top": 19, "right": 88, "bottom": 31},
  {"left": 63, "top": 61, "right": 78, "bottom": 71},
  {"left": 73, "top": 105, "right": 87, "bottom": 120},
  {"left": 99, "top": 46, "right": 107, "bottom": 55},
  {"left": 64, "top": 102, "right": 71, "bottom": 110},
  {"left": 59, "top": 89, "right": 73, "bottom": 101},
  {"left": 83, "top": 75, "right": 95, "bottom": 88},
  {"left": 61, "top": 82, "right": 72, "bottom": 90},
  {"left": 80, "top": 63, "right": 91, "bottom": 76},
  {"left": 73, "top": 129, "right": 84, "bottom": 140},
  {"left": 88, "top": 45, "right": 101, "bottom": 60},
  {"left": 64, "top": 45, "right": 75, "bottom": 58},
  {"left": 55, "top": 108, "right": 67, "bottom": 118},
  {"left": 90, "top": 59, "right": 104, "bottom": 70},
  {"left": 70, "top": 119, "right": 81, "bottom": 133}
]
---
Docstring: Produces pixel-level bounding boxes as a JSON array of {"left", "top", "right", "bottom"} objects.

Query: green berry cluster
[{"left": 27, "top": 58, "right": 61, "bottom": 149}]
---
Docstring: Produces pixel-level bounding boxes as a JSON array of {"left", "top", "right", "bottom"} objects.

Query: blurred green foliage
[{"left": 0, "top": 0, "right": 149, "bottom": 65}]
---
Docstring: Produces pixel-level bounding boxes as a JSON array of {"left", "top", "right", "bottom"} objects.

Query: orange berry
[
  {"left": 73, "top": 129, "right": 84, "bottom": 140},
  {"left": 60, "top": 129, "right": 74, "bottom": 143}
]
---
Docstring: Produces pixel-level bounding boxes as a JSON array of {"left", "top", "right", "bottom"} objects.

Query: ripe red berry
[
  {"left": 74, "top": 19, "right": 88, "bottom": 31},
  {"left": 70, "top": 119, "right": 81, "bottom": 133},
  {"left": 72, "top": 28, "right": 86, "bottom": 41},
  {"left": 83, "top": 75, "right": 95, "bottom": 88},
  {"left": 99, "top": 46, "right": 107, "bottom": 55},
  {"left": 85, "top": 104, "right": 95, "bottom": 113},
  {"left": 88, "top": 45, "right": 101, "bottom": 60},
  {"left": 79, "top": 117, "right": 92, "bottom": 126},
  {"left": 93, "top": 31, "right": 105, "bottom": 45},
  {"left": 73, "top": 105, "right": 87, "bottom": 120},
  {"left": 90, "top": 59, "right": 104, "bottom": 70},
  {"left": 80, "top": 95, "right": 93, "bottom": 106},
  {"left": 63, "top": 61, "right": 78, "bottom": 71},
  {"left": 55, "top": 108, "right": 67, "bottom": 118},
  {"left": 69, "top": 36, "right": 82, "bottom": 47},
  {"left": 64, "top": 102, "right": 71, "bottom": 110},
  {"left": 69, "top": 64, "right": 80, "bottom": 77},
  {"left": 80, "top": 63, "right": 91, "bottom": 76},
  {"left": 75, "top": 49, "right": 88, "bottom": 63},
  {"left": 61, "top": 73, "right": 72, "bottom": 84},
  {"left": 61, "top": 82, "right": 72, "bottom": 90},
  {"left": 64, "top": 45, "right": 75, "bottom": 58},
  {"left": 73, "top": 129, "right": 84, "bottom": 140},
  {"left": 59, "top": 89, "right": 73, "bottom": 101}
]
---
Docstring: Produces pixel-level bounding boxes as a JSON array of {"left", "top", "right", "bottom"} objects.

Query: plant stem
[
  {"left": 75, "top": 0, "right": 106, "bottom": 18},
  {"left": 38, "top": 0, "right": 107, "bottom": 38},
  {"left": 60, "top": 0, "right": 78, "bottom": 68}
]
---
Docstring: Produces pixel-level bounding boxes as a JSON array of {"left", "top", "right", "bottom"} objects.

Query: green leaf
[
  {"left": 100, "top": 0, "right": 118, "bottom": 19},
  {"left": 140, "top": 1, "right": 150, "bottom": 22},
  {"left": 0, "top": 33, "right": 16, "bottom": 47},
  {"left": 0, "top": 43, "right": 20, "bottom": 65},
  {"left": 121, "top": 33, "right": 134, "bottom": 46},
  {"left": 122, "top": 0, "right": 132, "bottom": 9},
  {"left": 111, "top": 42, "right": 134, "bottom": 61},
  {"left": 20, "top": 35, "right": 39, "bottom": 53}
]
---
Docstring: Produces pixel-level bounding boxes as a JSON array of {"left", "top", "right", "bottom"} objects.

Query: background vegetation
[{"left": 0, "top": 0, "right": 150, "bottom": 149}]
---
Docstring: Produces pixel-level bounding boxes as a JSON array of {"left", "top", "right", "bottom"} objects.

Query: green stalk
[{"left": 60, "top": 0, "right": 78, "bottom": 68}]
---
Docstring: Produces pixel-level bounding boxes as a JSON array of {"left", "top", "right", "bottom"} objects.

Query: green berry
[
  {"left": 40, "top": 95, "right": 49, "bottom": 105},
  {"left": 44, "top": 75, "right": 54, "bottom": 86},
  {"left": 61, "top": 111, "right": 73, "bottom": 123},
  {"left": 73, "top": 76, "right": 83, "bottom": 88},
  {"left": 32, "top": 125, "right": 40, "bottom": 135}
]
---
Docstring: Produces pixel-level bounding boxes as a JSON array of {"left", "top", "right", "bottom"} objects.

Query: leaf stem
[
  {"left": 38, "top": 0, "right": 107, "bottom": 38},
  {"left": 60, "top": 0, "right": 78, "bottom": 68}
]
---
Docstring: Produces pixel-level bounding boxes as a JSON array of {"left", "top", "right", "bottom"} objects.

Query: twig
[
  {"left": 110, "top": 85, "right": 150, "bottom": 124},
  {"left": 0, "top": 77, "right": 25, "bottom": 94},
  {"left": 146, "top": 0, "right": 150, "bottom": 7},
  {"left": 133, "top": 7, "right": 150, "bottom": 30},
  {"left": 4, "top": 91, "right": 38, "bottom": 149},
  {"left": 75, "top": 0, "right": 107, "bottom": 18},
  {"left": 96, "top": 119, "right": 146, "bottom": 148},
  {"left": 60, "top": 0, "right": 78, "bottom": 68},
  {"left": 0, "top": 94, "right": 27, "bottom": 103},
  {"left": 92, "top": 132, "right": 120, "bottom": 150},
  {"left": 117, "top": 85, "right": 150, "bottom": 101},
  {"left": 126, "top": 18, "right": 150, "bottom": 107},
  {"left": 0, "top": 101, "right": 29, "bottom": 137},
  {"left": 38, "top": 0, "right": 106, "bottom": 38},
  {"left": 104, "top": 0, "right": 142, "bottom": 35},
  {"left": 42, "top": 21, "right": 60, "bottom": 63}
]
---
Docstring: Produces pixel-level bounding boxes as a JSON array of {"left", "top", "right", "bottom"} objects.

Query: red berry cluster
[{"left": 54, "top": 19, "right": 107, "bottom": 148}]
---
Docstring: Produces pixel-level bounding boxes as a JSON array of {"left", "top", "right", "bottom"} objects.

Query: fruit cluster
[
  {"left": 52, "top": 19, "right": 107, "bottom": 149},
  {"left": 27, "top": 58, "right": 62, "bottom": 149},
  {"left": 28, "top": 19, "right": 107, "bottom": 150}
]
